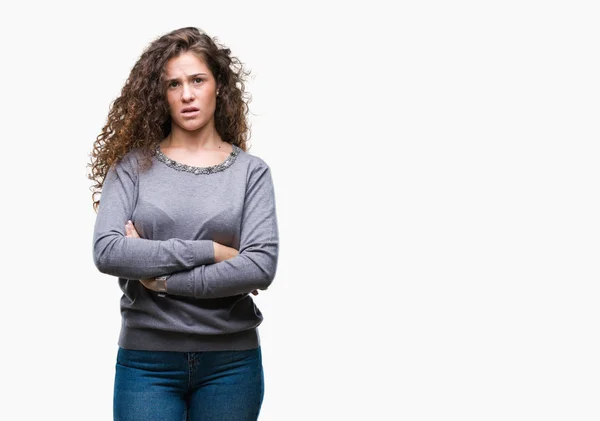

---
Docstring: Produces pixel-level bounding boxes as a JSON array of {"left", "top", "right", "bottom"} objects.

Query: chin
[{"left": 177, "top": 120, "right": 207, "bottom": 132}]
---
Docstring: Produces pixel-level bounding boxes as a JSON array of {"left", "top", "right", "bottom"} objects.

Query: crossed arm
[
  {"left": 123, "top": 221, "right": 259, "bottom": 296},
  {"left": 93, "top": 154, "right": 279, "bottom": 299}
]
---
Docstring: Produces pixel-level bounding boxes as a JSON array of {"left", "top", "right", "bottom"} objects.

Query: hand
[
  {"left": 139, "top": 277, "right": 167, "bottom": 292},
  {"left": 125, "top": 220, "right": 140, "bottom": 239}
]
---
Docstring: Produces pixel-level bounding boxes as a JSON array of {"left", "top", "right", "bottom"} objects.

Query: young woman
[{"left": 88, "top": 26, "right": 279, "bottom": 421}]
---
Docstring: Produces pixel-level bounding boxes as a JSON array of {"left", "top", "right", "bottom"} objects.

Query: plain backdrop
[{"left": 0, "top": 1, "right": 598, "bottom": 420}]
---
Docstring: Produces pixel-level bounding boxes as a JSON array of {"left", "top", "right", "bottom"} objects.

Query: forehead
[{"left": 165, "top": 52, "right": 211, "bottom": 77}]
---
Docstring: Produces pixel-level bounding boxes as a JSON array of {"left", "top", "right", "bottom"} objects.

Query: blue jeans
[{"left": 114, "top": 346, "right": 264, "bottom": 421}]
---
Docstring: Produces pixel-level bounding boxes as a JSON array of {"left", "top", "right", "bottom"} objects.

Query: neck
[{"left": 166, "top": 124, "right": 225, "bottom": 151}]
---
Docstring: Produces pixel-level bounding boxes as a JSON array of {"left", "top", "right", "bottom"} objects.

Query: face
[{"left": 164, "top": 52, "right": 219, "bottom": 133}]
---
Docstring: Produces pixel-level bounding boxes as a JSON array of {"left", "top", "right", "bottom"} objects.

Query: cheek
[
  {"left": 203, "top": 92, "right": 217, "bottom": 109},
  {"left": 166, "top": 93, "right": 177, "bottom": 110},
  {"left": 166, "top": 97, "right": 182, "bottom": 120}
]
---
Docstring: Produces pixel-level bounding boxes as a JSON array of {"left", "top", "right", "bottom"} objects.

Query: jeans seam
[{"left": 187, "top": 352, "right": 193, "bottom": 390}]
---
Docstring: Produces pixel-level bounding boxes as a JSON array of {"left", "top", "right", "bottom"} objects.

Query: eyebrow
[{"left": 165, "top": 73, "right": 208, "bottom": 83}]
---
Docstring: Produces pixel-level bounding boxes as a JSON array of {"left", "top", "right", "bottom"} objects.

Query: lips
[{"left": 181, "top": 107, "right": 199, "bottom": 113}]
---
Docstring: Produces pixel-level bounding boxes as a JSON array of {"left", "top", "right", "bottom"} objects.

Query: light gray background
[{"left": 0, "top": 1, "right": 598, "bottom": 420}]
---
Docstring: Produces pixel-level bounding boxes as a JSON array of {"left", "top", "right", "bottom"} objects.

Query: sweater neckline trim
[{"left": 154, "top": 144, "right": 241, "bottom": 175}]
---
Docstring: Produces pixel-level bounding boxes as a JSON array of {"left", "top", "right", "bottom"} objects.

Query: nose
[{"left": 182, "top": 83, "right": 195, "bottom": 102}]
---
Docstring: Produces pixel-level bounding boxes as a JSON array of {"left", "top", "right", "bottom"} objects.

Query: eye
[
  {"left": 193, "top": 77, "right": 203, "bottom": 84},
  {"left": 168, "top": 81, "right": 179, "bottom": 88}
]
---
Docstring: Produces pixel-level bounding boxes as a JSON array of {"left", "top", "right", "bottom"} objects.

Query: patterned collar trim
[{"left": 155, "top": 144, "right": 241, "bottom": 175}]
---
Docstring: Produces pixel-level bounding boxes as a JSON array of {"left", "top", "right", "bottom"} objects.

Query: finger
[{"left": 126, "top": 220, "right": 140, "bottom": 238}]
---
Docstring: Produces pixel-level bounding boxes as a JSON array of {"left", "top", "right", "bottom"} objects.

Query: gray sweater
[{"left": 92, "top": 144, "right": 279, "bottom": 352}]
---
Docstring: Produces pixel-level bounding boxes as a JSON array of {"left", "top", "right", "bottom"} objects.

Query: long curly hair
[{"left": 87, "top": 27, "right": 252, "bottom": 212}]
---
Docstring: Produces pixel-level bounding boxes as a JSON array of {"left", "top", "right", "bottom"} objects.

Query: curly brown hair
[{"left": 87, "top": 27, "right": 252, "bottom": 212}]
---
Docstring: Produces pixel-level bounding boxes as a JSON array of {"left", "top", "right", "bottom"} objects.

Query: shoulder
[
  {"left": 107, "top": 147, "right": 148, "bottom": 181},
  {"left": 114, "top": 147, "right": 149, "bottom": 169},
  {"left": 234, "top": 146, "right": 275, "bottom": 187},
  {"left": 235, "top": 146, "right": 272, "bottom": 173}
]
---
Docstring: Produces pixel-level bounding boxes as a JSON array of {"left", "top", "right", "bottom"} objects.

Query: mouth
[{"left": 181, "top": 107, "right": 200, "bottom": 115}]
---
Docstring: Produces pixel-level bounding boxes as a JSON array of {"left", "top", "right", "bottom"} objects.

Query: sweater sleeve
[
  {"left": 165, "top": 163, "right": 279, "bottom": 299},
  {"left": 92, "top": 152, "right": 215, "bottom": 279}
]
